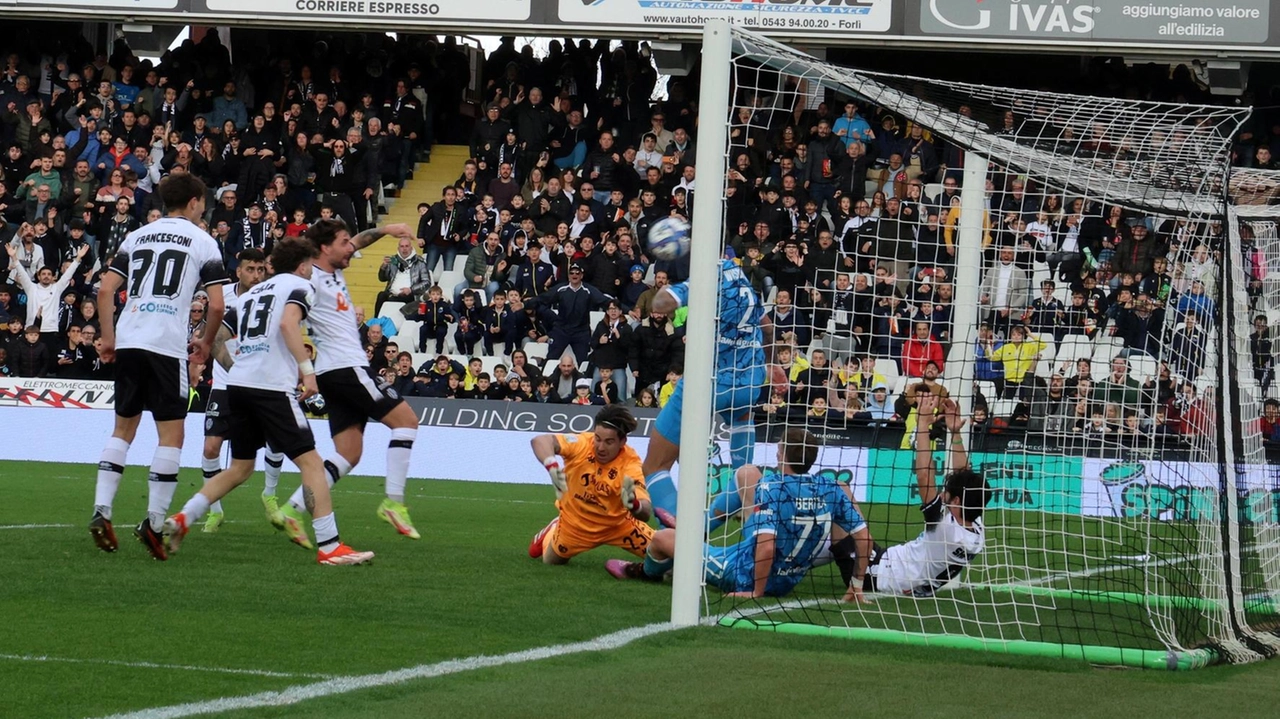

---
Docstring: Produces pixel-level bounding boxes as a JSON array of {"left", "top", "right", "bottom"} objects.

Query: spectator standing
[
  {"left": 980, "top": 245, "right": 1030, "bottom": 336},
  {"left": 901, "top": 322, "right": 945, "bottom": 379},
  {"left": 989, "top": 325, "right": 1046, "bottom": 399},
  {"left": 589, "top": 300, "right": 633, "bottom": 399},
  {"left": 527, "top": 262, "right": 610, "bottom": 364},
  {"left": 1168, "top": 311, "right": 1208, "bottom": 382},
  {"left": 1251, "top": 314, "right": 1274, "bottom": 395}
]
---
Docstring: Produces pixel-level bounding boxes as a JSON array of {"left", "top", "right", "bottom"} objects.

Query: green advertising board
[{"left": 865, "top": 449, "right": 1083, "bottom": 515}]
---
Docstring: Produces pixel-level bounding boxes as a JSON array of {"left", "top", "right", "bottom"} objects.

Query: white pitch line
[
  {"left": 332, "top": 489, "right": 545, "bottom": 505},
  {"left": 0, "top": 653, "right": 331, "bottom": 680},
  {"left": 89, "top": 623, "right": 676, "bottom": 719},
  {"left": 0, "top": 523, "right": 74, "bottom": 530}
]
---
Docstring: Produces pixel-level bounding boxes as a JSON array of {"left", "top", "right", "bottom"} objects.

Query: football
[{"left": 646, "top": 216, "right": 692, "bottom": 261}]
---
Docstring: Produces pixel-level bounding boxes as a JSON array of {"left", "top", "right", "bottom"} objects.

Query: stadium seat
[
  {"left": 1052, "top": 286, "right": 1070, "bottom": 305},
  {"left": 1128, "top": 354, "right": 1159, "bottom": 384},
  {"left": 480, "top": 355, "right": 505, "bottom": 376},
  {"left": 378, "top": 302, "right": 405, "bottom": 333},
  {"left": 589, "top": 310, "right": 605, "bottom": 328},
  {"left": 1195, "top": 374, "right": 1215, "bottom": 394},
  {"left": 437, "top": 269, "right": 463, "bottom": 296},
  {"left": 411, "top": 351, "right": 431, "bottom": 371},
  {"left": 864, "top": 180, "right": 880, "bottom": 197},
  {"left": 875, "top": 358, "right": 901, "bottom": 388},
  {"left": 975, "top": 380, "right": 997, "bottom": 401},
  {"left": 1055, "top": 337, "right": 1093, "bottom": 373},
  {"left": 1092, "top": 336, "right": 1124, "bottom": 364},
  {"left": 924, "top": 182, "right": 943, "bottom": 201},
  {"left": 394, "top": 320, "right": 421, "bottom": 351},
  {"left": 891, "top": 375, "right": 908, "bottom": 397},
  {"left": 524, "top": 342, "right": 550, "bottom": 369},
  {"left": 990, "top": 398, "right": 1020, "bottom": 418}
]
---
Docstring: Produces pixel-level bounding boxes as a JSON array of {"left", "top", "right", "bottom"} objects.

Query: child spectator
[
  {"left": 659, "top": 363, "right": 682, "bottom": 407},
  {"left": 13, "top": 325, "right": 48, "bottom": 377},
  {"left": 404, "top": 285, "right": 455, "bottom": 354}
]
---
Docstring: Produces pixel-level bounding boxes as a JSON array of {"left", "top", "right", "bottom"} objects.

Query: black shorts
[
  {"left": 114, "top": 348, "right": 189, "bottom": 422},
  {"left": 317, "top": 366, "right": 404, "bottom": 436},
  {"left": 204, "top": 388, "right": 231, "bottom": 438},
  {"left": 224, "top": 386, "right": 315, "bottom": 461}
]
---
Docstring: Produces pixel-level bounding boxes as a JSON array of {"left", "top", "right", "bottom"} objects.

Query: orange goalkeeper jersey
[{"left": 555, "top": 433, "right": 649, "bottom": 541}]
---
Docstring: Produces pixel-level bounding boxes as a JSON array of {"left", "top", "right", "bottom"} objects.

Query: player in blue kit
[
  {"left": 609, "top": 428, "right": 873, "bottom": 602},
  {"left": 643, "top": 254, "right": 771, "bottom": 530}
]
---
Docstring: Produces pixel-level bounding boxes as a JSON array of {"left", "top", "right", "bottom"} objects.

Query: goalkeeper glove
[
  {"left": 620, "top": 476, "right": 641, "bottom": 515},
  {"left": 544, "top": 457, "right": 568, "bottom": 499}
]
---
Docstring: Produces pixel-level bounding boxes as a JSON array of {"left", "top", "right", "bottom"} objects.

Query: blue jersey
[
  {"left": 664, "top": 260, "right": 765, "bottom": 388},
  {"left": 713, "top": 472, "right": 865, "bottom": 597}
]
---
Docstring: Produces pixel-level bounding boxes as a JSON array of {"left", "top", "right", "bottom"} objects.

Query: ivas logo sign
[{"left": 926, "top": 0, "right": 1098, "bottom": 35}]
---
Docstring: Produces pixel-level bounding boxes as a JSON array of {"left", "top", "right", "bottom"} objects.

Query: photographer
[{"left": 375, "top": 236, "right": 431, "bottom": 316}]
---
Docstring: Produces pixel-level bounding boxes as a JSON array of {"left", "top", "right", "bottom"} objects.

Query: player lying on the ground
[
  {"left": 163, "top": 237, "right": 374, "bottom": 566},
  {"left": 608, "top": 427, "right": 874, "bottom": 603},
  {"left": 527, "top": 405, "right": 654, "bottom": 565},
  {"left": 643, "top": 254, "right": 771, "bottom": 531},
  {"left": 199, "top": 247, "right": 291, "bottom": 534},
  {"left": 834, "top": 394, "right": 988, "bottom": 599}
]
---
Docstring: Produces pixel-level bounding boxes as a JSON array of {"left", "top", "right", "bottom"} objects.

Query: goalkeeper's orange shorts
[{"left": 546, "top": 515, "right": 654, "bottom": 559}]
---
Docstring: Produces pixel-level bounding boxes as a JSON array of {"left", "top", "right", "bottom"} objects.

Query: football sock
[
  {"left": 727, "top": 420, "right": 755, "bottom": 471},
  {"left": 147, "top": 446, "right": 182, "bottom": 531},
  {"left": 643, "top": 549, "right": 674, "bottom": 579},
  {"left": 288, "top": 456, "right": 351, "bottom": 512},
  {"left": 94, "top": 437, "right": 130, "bottom": 521},
  {"left": 201, "top": 456, "right": 223, "bottom": 515},
  {"left": 313, "top": 513, "right": 340, "bottom": 553},
  {"left": 263, "top": 450, "right": 285, "bottom": 496},
  {"left": 385, "top": 427, "right": 417, "bottom": 503},
  {"left": 180, "top": 492, "right": 212, "bottom": 525},
  {"left": 646, "top": 470, "right": 676, "bottom": 520}
]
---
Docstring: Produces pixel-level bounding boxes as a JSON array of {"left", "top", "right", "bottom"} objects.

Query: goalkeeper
[
  {"left": 839, "top": 393, "right": 989, "bottom": 599},
  {"left": 644, "top": 256, "right": 771, "bottom": 531},
  {"left": 526, "top": 405, "right": 654, "bottom": 565},
  {"left": 608, "top": 428, "right": 874, "bottom": 603}
]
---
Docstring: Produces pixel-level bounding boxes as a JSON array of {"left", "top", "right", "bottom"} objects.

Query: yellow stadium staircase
[{"left": 344, "top": 145, "right": 472, "bottom": 312}]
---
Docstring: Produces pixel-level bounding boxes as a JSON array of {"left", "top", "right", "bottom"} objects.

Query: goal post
[
  {"left": 670, "top": 19, "right": 733, "bottom": 628},
  {"left": 670, "top": 22, "right": 1280, "bottom": 668}
]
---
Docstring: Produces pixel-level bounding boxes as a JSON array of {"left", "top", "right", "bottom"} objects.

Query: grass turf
[{"left": 1, "top": 461, "right": 1279, "bottom": 719}]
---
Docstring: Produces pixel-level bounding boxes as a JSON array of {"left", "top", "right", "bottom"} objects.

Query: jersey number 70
[{"left": 128, "top": 249, "right": 188, "bottom": 299}]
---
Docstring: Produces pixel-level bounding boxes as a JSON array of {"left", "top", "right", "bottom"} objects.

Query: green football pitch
[{"left": 3, "top": 462, "right": 1280, "bottom": 719}]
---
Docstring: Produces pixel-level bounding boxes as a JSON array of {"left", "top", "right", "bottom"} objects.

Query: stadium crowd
[{"left": 0, "top": 26, "right": 1273, "bottom": 445}]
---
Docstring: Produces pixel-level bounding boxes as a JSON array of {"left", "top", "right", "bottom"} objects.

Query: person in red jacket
[{"left": 901, "top": 321, "right": 944, "bottom": 378}]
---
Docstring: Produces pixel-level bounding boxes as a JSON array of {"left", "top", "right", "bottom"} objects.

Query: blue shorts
[
  {"left": 654, "top": 377, "right": 760, "bottom": 445},
  {"left": 705, "top": 541, "right": 747, "bottom": 593}
]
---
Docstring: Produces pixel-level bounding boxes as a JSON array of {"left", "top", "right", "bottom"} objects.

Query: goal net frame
[{"left": 671, "top": 20, "right": 1280, "bottom": 669}]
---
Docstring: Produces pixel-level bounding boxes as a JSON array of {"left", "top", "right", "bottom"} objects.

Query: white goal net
[{"left": 674, "top": 22, "right": 1280, "bottom": 669}]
